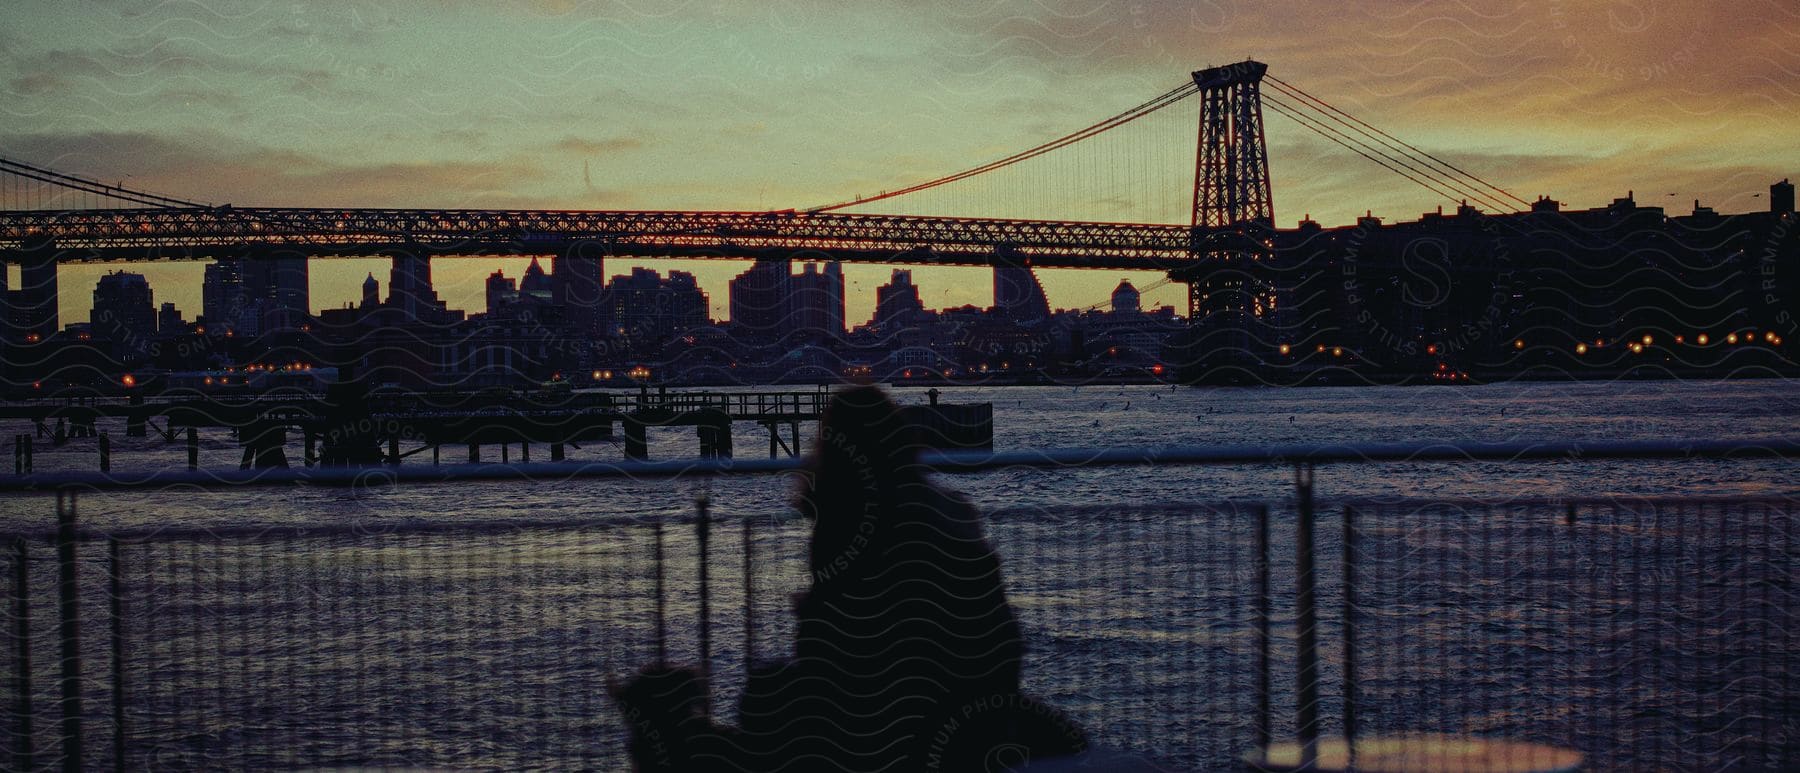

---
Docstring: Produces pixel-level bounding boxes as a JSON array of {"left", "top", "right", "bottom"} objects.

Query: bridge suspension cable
[
  {"left": 808, "top": 81, "right": 1200, "bottom": 214},
  {"left": 0, "top": 156, "right": 211, "bottom": 209},
  {"left": 1259, "top": 79, "right": 1526, "bottom": 214},
  {"left": 1266, "top": 76, "right": 1530, "bottom": 210},
  {"left": 1260, "top": 95, "right": 1489, "bottom": 211}
]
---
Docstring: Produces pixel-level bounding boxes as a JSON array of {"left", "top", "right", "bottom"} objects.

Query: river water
[
  {"left": 0, "top": 379, "right": 1796, "bottom": 770},
  {"left": 4, "top": 378, "right": 1798, "bottom": 529}
]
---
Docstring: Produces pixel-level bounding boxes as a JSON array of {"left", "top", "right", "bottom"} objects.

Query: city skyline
[
  {"left": 67, "top": 255, "right": 1176, "bottom": 336},
  {"left": 5, "top": 1, "right": 1797, "bottom": 328}
]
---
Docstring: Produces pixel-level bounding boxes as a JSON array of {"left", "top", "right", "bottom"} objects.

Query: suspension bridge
[{"left": 0, "top": 60, "right": 1529, "bottom": 341}]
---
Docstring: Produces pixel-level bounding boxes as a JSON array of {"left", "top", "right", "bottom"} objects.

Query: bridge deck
[{"left": 0, "top": 207, "right": 1205, "bottom": 268}]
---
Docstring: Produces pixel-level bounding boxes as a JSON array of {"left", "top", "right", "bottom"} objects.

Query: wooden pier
[{"left": 1, "top": 386, "right": 994, "bottom": 471}]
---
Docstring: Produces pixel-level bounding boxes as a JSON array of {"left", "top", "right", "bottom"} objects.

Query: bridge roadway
[{"left": 0, "top": 207, "right": 1216, "bottom": 269}]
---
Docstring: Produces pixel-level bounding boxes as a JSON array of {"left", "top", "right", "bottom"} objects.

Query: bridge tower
[
  {"left": 1190, "top": 60, "right": 1273, "bottom": 234},
  {"left": 1168, "top": 60, "right": 1277, "bottom": 383}
]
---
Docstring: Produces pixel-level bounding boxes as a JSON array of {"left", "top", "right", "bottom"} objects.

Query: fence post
[
  {"left": 1342, "top": 505, "right": 1358, "bottom": 769},
  {"left": 1254, "top": 503, "right": 1271, "bottom": 752},
  {"left": 98, "top": 433, "right": 111, "bottom": 473},
  {"left": 13, "top": 537, "right": 33, "bottom": 773},
  {"left": 185, "top": 428, "right": 198, "bottom": 471},
  {"left": 1293, "top": 463, "right": 1318, "bottom": 771},
  {"left": 695, "top": 495, "right": 712, "bottom": 720},
  {"left": 108, "top": 539, "right": 125, "bottom": 772},
  {"left": 56, "top": 489, "right": 82, "bottom": 773}
]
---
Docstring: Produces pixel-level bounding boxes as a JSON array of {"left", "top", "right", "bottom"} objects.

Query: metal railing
[{"left": 0, "top": 439, "right": 1796, "bottom": 771}]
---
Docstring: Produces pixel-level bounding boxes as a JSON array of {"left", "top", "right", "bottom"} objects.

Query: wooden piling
[
  {"left": 624, "top": 418, "right": 648, "bottom": 461},
  {"left": 125, "top": 394, "right": 145, "bottom": 437}
]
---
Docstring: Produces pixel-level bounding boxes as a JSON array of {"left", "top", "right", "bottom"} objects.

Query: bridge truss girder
[{"left": 0, "top": 208, "right": 1207, "bottom": 271}]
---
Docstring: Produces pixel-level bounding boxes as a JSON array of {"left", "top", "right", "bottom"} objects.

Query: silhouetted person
[{"left": 612, "top": 386, "right": 1084, "bottom": 771}]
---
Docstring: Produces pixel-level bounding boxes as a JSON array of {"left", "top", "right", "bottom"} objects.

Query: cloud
[
  {"left": 0, "top": 130, "right": 635, "bottom": 209},
  {"left": 1, "top": 0, "right": 1793, "bottom": 228},
  {"left": 553, "top": 135, "right": 645, "bottom": 155}
]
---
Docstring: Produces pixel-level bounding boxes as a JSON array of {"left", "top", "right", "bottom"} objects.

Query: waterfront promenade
[{"left": 0, "top": 437, "right": 1794, "bottom": 770}]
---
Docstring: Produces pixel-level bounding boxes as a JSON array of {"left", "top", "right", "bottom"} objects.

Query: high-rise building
[
  {"left": 729, "top": 259, "right": 790, "bottom": 333},
  {"left": 485, "top": 270, "right": 517, "bottom": 315},
  {"left": 91, "top": 271, "right": 157, "bottom": 347},
  {"left": 789, "top": 261, "right": 845, "bottom": 339},
  {"left": 603, "top": 267, "right": 709, "bottom": 343},
  {"left": 157, "top": 302, "right": 185, "bottom": 334},
  {"left": 554, "top": 250, "right": 605, "bottom": 335},
  {"left": 202, "top": 258, "right": 247, "bottom": 330},
  {"left": 663, "top": 270, "right": 710, "bottom": 332},
  {"left": 9, "top": 247, "right": 58, "bottom": 341},
  {"left": 205, "top": 255, "right": 309, "bottom": 331},
  {"left": 519, "top": 257, "right": 555, "bottom": 300},
  {"left": 729, "top": 259, "right": 845, "bottom": 339},
  {"left": 239, "top": 254, "right": 309, "bottom": 330},
  {"left": 386, "top": 251, "right": 442, "bottom": 319},
  {"left": 874, "top": 269, "right": 925, "bottom": 331},
  {"left": 1111, "top": 279, "right": 1141, "bottom": 315},
  {"left": 361, "top": 273, "right": 381, "bottom": 310},
  {"left": 994, "top": 261, "right": 1050, "bottom": 324},
  {"left": 1774, "top": 179, "right": 1795, "bottom": 215}
]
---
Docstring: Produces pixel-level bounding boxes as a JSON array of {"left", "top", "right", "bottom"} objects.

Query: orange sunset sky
[{"left": 4, "top": 1, "right": 1797, "bottom": 326}]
